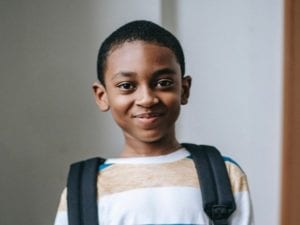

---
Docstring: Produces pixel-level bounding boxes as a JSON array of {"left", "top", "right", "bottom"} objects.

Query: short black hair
[{"left": 97, "top": 20, "right": 185, "bottom": 84}]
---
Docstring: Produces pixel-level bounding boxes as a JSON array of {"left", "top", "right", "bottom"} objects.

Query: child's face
[{"left": 93, "top": 40, "right": 191, "bottom": 144}]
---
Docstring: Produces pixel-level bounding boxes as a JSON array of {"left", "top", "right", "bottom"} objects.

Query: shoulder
[
  {"left": 56, "top": 188, "right": 67, "bottom": 211},
  {"left": 183, "top": 143, "right": 250, "bottom": 193},
  {"left": 223, "top": 156, "right": 250, "bottom": 193}
]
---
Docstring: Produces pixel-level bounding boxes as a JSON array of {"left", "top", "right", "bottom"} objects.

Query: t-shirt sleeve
[
  {"left": 53, "top": 188, "right": 68, "bottom": 225},
  {"left": 225, "top": 159, "right": 255, "bottom": 225}
]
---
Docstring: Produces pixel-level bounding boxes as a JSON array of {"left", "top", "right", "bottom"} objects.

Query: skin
[{"left": 93, "top": 40, "right": 191, "bottom": 157}]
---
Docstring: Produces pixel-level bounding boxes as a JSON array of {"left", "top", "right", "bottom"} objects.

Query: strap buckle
[{"left": 210, "top": 205, "right": 230, "bottom": 225}]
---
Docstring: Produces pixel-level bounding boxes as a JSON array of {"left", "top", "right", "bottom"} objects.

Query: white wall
[
  {"left": 0, "top": 1, "right": 283, "bottom": 225},
  {"left": 172, "top": 1, "right": 283, "bottom": 225}
]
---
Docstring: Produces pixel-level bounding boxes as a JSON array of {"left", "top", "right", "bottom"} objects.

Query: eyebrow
[
  {"left": 152, "top": 68, "right": 177, "bottom": 77},
  {"left": 111, "top": 71, "right": 137, "bottom": 81}
]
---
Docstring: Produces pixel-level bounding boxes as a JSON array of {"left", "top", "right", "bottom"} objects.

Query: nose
[{"left": 135, "top": 86, "right": 159, "bottom": 107}]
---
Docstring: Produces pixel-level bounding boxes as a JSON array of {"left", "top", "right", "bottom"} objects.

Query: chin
[{"left": 136, "top": 132, "right": 169, "bottom": 144}]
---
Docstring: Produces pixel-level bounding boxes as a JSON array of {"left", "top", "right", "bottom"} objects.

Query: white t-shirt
[{"left": 54, "top": 148, "right": 254, "bottom": 225}]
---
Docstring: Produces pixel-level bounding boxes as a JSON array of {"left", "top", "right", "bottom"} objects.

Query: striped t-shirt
[{"left": 54, "top": 148, "right": 254, "bottom": 225}]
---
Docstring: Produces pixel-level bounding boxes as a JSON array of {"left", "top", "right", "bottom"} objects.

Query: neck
[{"left": 120, "top": 135, "right": 181, "bottom": 157}]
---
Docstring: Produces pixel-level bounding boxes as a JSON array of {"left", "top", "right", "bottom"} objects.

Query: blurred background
[{"left": 0, "top": 0, "right": 289, "bottom": 224}]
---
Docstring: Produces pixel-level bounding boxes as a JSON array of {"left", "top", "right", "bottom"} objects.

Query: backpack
[{"left": 66, "top": 143, "right": 236, "bottom": 225}]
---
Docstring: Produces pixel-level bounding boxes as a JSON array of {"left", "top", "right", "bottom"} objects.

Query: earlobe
[
  {"left": 92, "top": 82, "right": 110, "bottom": 111},
  {"left": 181, "top": 76, "right": 192, "bottom": 105}
]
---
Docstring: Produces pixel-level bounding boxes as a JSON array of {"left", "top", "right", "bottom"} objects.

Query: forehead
[{"left": 106, "top": 41, "right": 179, "bottom": 71}]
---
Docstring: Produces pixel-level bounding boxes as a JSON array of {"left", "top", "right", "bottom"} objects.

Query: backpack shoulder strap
[
  {"left": 67, "top": 157, "right": 106, "bottom": 225},
  {"left": 182, "top": 143, "right": 236, "bottom": 225}
]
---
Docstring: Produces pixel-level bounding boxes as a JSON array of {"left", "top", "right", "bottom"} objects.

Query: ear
[
  {"left": 92, "top": 82, "right": 110, "bottom": 111},
  {"left": 181, "top": 76, "right": 192, "bottom": 105}
]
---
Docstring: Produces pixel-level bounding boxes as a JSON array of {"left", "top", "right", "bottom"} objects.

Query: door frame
[{"left": 281, "top": 0, "right": 300, "bottom": 224}]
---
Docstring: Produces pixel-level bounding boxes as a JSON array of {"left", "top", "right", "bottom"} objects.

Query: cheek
[
  {"left": 163, "top": 91, "right": 181, "bottom": 107},
  {"left": 108, "top": 95, "right": 132, "bottom": 117},
  {"left": 163, "top": 93, "right": 181, "bottom": 119}
]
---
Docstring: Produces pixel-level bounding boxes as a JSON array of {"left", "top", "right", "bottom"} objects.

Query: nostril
[
  {"left": 136, "top": 96, "right": 159, "bottom": 107},
  {"left": 136, "top": 90, "right": 159, "bottom": 107}
]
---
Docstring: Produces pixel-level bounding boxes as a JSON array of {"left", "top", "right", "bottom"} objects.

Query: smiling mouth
[{"left": 132, "top": 112, "right": 164, "bottom": 118}]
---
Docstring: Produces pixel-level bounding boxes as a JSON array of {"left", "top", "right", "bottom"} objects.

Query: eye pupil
[
  {"left": 162, "top": 80, "right": 170, "bottom": 85},
  {"left": 117, "top": 82, "right": 135, "bottom": 91},
  {"left": 122, "top": 83, "right": 131, "bottom": 89},
  {"left": 158, "top": 79, "right": 173, "bottom": 87}
]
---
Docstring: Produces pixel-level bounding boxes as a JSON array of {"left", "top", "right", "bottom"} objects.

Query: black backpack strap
[
  {"left": 67, "top": 157, "right": 106, "bottom": 225},
  {"left": 182, "top": 143, "right": 236, "bottom": 225}
]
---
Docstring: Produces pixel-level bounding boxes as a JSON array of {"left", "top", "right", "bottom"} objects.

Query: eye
[
  {"left": 116, "top": 82, "right": 136, "bottom": 91},
  {"left": 156, "top": 79, "right": 174, "bottom": 88}
]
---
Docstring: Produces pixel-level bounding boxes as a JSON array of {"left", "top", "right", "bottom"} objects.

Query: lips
[{"left": 132, "top": 112, "right": 164, "bottom": 118}]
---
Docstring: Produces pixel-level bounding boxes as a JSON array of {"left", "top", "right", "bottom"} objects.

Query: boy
[{"left": 54, "top": 20, "right": 254, "bottom": 225}]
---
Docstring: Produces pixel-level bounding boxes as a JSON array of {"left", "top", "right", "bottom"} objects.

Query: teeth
[
  {"left": 136, "top": 113, "right": 160, "bottom": 118},
  {"left": 140, "top": 114, "right": 152, "bottom": 118}
]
